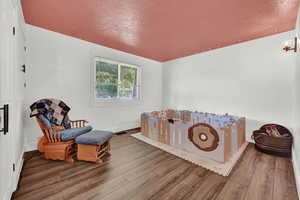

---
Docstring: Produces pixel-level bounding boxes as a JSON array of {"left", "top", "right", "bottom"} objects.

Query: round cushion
[{"left": 188, "top": 123, "right": 219, "bottom": 152}]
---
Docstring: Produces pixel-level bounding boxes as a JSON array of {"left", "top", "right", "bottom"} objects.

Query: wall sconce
[{"left": 283, "top": 37, "right": 297, "bottom": 52}]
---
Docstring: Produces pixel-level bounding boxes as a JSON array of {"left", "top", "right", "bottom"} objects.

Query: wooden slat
[
  {"left": 214, "top": 146, "right": 261, "bottom": 200},
  {"left": 243, "top": 153, "right": 276, "bottom": 200},
  {"left": 182, "top": 173, "right": 226, "bottom": 200},
  {"left": 53, "top": 128, "right": 57, "bottom": 143},
  {"left": 45, "top": 129, "right": 52, "bottom": 143},
  {"left": 57, "top": 131, "right": 61, "bottom": 142},
  {"left": 49, "top": 128, "right": 55, "bottom": 143},
  {"left": 273, "top": 157, "right": 298, "bottom": 200},
  {"left": 70, "top": 120, "right": 87, "bottom": 128}
]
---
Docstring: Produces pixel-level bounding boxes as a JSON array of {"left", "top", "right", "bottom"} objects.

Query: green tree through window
[{"left": 95, "top": 59, "right": 139, "bottom": 100}]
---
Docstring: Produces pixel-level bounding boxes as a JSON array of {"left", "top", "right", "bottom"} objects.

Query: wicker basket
[{"left": 252, "top": 124, "right": 293, "bottom": 157}]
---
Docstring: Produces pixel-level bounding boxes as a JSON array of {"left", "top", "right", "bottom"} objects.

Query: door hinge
[
  {"left": 13, "top": 27, "right": 15, "bottom": 35},
  {"left": 13, "top": 163, "right": 15, "bottom": 172},
  {"left": 21, "top": 64, "right": 26, "bottom": 73}
]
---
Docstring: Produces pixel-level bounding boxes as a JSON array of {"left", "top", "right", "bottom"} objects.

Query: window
[{"left": 94, "top": 58, "right": 140, "bottom": 101}]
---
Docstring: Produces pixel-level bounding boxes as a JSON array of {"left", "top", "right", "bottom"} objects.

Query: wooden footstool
[{"left": 75, "top": 130, "right": 113, "bottom": 163}]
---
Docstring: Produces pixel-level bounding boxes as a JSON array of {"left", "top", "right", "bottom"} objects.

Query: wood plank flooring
[{"left": 13, "top": 134, "right": 298, "bottom": 200}]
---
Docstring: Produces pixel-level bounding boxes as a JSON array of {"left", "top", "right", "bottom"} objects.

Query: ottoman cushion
[{"left": 75, "top": 130, "right": 113, "bottom": 146}]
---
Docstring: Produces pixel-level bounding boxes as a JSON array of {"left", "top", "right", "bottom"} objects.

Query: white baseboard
[
  {"left": 13, "top": 153, "right": 24, "bottom": 191},
  {"left": 4, "top": 151, "right": 25, "bottom": 200},
  {"left": 107, "top": 121, "right": 140, "bottom": 133},
  {"left": 292, "top": 147, "right": 300, "bottom": 199}
]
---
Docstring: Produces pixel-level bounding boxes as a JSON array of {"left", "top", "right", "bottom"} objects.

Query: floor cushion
[
  {"left": 60, "top": 125, "right": 93, "bottom": 141},
  {"left": 75, "top": 130, "right": 113, "bottom": 146}
]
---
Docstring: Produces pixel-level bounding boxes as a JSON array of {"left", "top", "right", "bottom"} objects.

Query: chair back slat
[
  {"left": 36, "top": 117, "right": 62, "bottom": 143},
  {"left": 48, "top": 129, "right": 54, "bottom": 143},
  {"left": 51, "top": 130, "right": 55, "bottom": 142},
  {"left": 44, "top": 128, "right": 51, "bottom": 142},
  {"left": 58, "top": 131, "right": 61, "bottom": 142}
]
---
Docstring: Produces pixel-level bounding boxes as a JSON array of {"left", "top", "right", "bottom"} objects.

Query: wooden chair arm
[
  {"left": 70, "top": 120, "right": 88, "bottom": 128},
  {"left": 42, "top": 126, "right": 65, "bottom": 143}
]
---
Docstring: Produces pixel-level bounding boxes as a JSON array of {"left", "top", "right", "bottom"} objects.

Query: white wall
[
  {"left": 162, "top": 31, "right": 295, "bottom": 141},
  {"left": 292, "top": 5, "right": 300, "bottom": 195},
  {"left": 24, "top": 24, "right": 163, "bottom": 151},
  {"left": 24, "top": 25, "right": 296, "bottom": 150}
]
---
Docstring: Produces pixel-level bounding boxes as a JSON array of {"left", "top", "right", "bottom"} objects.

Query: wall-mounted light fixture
[{"left": 283, "top": 37, "right": 297, "bottom": 52}]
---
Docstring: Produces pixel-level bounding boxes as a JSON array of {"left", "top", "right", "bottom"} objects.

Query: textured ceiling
[{"left": 21, "top": 0, "right": 300, "bottom": 62}]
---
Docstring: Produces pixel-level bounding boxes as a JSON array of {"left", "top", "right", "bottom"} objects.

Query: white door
[
  {"left": 0, "top": 103, "right": 13, "bottom": 200},
  {"left": 11, "top": 7, "right": 26, "bottom": 190},
  {"left": 0, "top": 8, "right": 15, "bottom": 200},
  {"left": 0, "top": 2, "right": 25, "bottom": 199}
]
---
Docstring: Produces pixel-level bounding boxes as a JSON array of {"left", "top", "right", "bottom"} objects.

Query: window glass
[
  {"left": 94, "top": 59, "right": 140, "bottom": 100},
  {"left": 119, "top": 65, "right": 138, "bottom": 99},
  {"left": 95, "top": 61, "right": 118, "bottom": 99}
]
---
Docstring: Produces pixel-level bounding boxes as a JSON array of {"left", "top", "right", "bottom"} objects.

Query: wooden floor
[{"left": 13, "top": 134, "right": 298, "bottom": 200}]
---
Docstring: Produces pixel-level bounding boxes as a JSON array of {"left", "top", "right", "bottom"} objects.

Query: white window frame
[{"left": 92, "top": 57, "right": 141, "bottom": 105}]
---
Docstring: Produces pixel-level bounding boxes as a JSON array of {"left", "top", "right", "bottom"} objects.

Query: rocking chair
[
  {"left": 36, "top": 117, "right": 90, "bottom": 162},
  {"left": 31, "top": 99, "right": 92, "bottom": 162}
]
